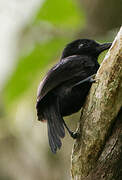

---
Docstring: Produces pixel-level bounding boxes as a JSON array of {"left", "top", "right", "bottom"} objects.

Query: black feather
[
  {"left": 47, "top": 123, "right": 57, "bottom": 153},
  {"left": 43, "top": 96, "right": 65, "bottom": 153},
  {"left": 51, "top": 97, "right": 65, "bottom": 138}
]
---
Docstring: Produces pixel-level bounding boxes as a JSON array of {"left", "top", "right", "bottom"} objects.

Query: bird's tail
[{"left": 43, "top": 96, "right": 65, "bottom": 153}]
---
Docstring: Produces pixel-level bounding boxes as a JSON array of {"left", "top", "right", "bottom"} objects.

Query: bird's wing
[{"left": 37, "top": 55, "right": 95, "bottom": 102}]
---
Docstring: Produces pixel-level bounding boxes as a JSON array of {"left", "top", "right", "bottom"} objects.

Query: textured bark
[{"left": 71, "top": 27, "right": 122, "bottom": 179}]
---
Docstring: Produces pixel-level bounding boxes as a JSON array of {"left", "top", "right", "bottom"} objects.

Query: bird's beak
[{"left": 98, "top": 42, "right": 112, "bottom": 53}]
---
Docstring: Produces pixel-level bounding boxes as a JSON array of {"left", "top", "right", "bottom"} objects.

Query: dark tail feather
[
  {"left": 44, "top": 97, "right": 65, "bottom": 153},
  {"left": 47, "top": 123, "right": 57, "bottom": 153},
  {"left": 50, "top": 100, "right": 65, "bottom": 138},
  {"left": 47, "top": 119, "right": 62, "bottom": 153}
]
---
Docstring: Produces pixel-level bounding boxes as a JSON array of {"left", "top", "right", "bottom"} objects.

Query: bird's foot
[
  {"left": 89, "top": 78, "right": 96, "bottom": 83},
  {"left": 89, "top": 74, "right": 99, "bottom": 83},
  {"left": 89, "top": 74, "right": 96, "bottom": 83},
  {"left": 70, "top": 131, "right": 80, "bottom": 139},
  {"left": 62, "top": 119, "right": 80, "bottom": 139}
]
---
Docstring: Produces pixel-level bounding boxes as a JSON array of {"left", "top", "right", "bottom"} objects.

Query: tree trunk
[{"left": 71, "top": 27, "right": 122, "bottom": 180}]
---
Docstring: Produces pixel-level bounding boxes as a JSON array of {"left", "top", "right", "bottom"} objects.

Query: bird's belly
[{"left": 56, "top": 83, "right": 91, "bottom": 117}]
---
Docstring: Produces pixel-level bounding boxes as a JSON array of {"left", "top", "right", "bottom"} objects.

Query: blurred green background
[{"left": 0, "top": 0, "right": 121, "bottom": 179}]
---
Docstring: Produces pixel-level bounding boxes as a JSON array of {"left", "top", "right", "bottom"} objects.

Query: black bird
[{"left": 36, "top": 39, "right": 111, "bottom": 153}]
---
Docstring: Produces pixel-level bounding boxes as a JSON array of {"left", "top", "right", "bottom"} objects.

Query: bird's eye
[{"left": 79, "top": 43, "right": 84, "bottom": 48}]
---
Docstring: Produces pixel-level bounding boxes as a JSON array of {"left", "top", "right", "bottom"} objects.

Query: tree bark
[{"left": 71, "top": 27, "right": 122, "bottom": 180}]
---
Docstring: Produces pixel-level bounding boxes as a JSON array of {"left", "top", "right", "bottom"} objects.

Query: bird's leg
[
  {"left": 72, "top": 74, "right": 96, "bottom": 87},
  {"left": 62, "top": 119, "right": 79, "bottom": 139}
]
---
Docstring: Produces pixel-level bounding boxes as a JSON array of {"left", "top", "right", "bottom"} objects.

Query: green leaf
[
  {"left": 3, "top": 38, "right": 68, "bottom": 106},
  {"left": 35, "top": 0, "right": 84, "bottom": 28}
]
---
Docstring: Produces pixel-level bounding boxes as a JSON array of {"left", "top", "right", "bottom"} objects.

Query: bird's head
[{"left": 61, "top": 39, "right": 112, "bottom": 59}]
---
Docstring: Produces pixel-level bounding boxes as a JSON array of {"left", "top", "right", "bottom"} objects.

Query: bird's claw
[
  {"left": 89, "top": 74, "right": 96, "bottom": 83},
  {"left": 70, "top": 132, "right": 80, "bottom": 139},
  {"left": 90, "top": 74, "right": 99, "bottom": 83}
]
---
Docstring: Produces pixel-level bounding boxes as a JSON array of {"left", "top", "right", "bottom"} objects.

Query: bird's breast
[{"left": 54, "top": 82, "right": 91, "bottom": 117}]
